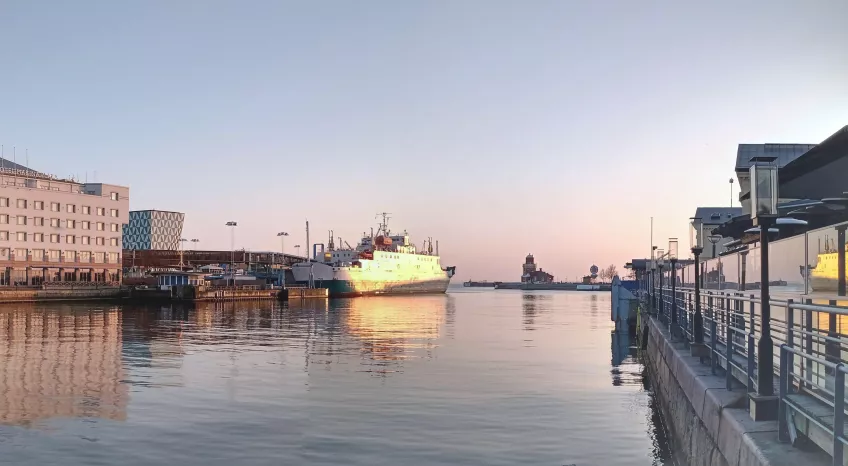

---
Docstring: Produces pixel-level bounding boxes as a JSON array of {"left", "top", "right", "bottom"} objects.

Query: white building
[{"left": 0, "top": 159, "right": 129, "bottom": 285}]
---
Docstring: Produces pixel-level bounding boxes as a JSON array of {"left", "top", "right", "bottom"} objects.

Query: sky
[{"left": 1, "top": 1, "right": 847, "bottom": 281}]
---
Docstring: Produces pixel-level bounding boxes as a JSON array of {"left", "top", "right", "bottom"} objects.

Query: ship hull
[
  {"left": 290, "top": 257, "right": 454, "bottom": 298},
  {"left": 302, "top": 277, "right": 450, "bottom": 298}
]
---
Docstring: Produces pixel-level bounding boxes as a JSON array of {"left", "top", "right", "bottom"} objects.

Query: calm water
[{"left": 0, "top": 289, "right": 676, "bottom": 466}]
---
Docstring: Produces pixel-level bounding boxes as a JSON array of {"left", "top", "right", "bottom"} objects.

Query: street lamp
[
  {"left": 690, "top": 218, "right": 707, "bottom": 354},
  {"left": 191, "top": 238, "right": 199, "bottom": 249},
  {"left": 179, "top": 238, "right": 187, "bottom": 269},
  {"left": 669, "top": 238, "right": 679, "bottom": 335},
  {"left": 277, "top": 232, "right": 289, "bottom": 256},
  {"left": 294, "top": 244, "right": 301, "bottom": 260},
  {"left": 226, "top": 221, "right": 237, "bottom": 286},
  {"left": 749, "top": 156, "right": 779, "bottom": 421},
  {"left": 707, "top": 233, "right": 722, "bottom": 259},
  {"left": 656, "top": 248, "right": 665, "bottom": 322}
]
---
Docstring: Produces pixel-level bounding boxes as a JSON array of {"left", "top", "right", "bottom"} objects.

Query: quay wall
[
  {"left": 644, "top": 317, "right": 826, "bottom": 466},
  {"left": 0, "top": 287, "right": 122, "bottom": 303}
]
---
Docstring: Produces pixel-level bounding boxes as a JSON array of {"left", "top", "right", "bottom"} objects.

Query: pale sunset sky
[{"left": 1, "top": 1, "right": 846, "bottom": 281}]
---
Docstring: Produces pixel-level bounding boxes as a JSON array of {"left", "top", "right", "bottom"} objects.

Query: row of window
[
  {"left": 0, "top": 215, "right": 121, "bottom": 231},
  {"left": 0, "top": 231, "right": 120, "bottom": 246},
  {"left": 0, "top": 198, "right": 120, "bottom": 217},
  {"left": 0, "top": 248, "right": 119, "bottom": 263}
]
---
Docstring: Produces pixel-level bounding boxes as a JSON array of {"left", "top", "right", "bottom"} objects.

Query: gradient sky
[{"left": 1, "top": 1, "right": 847, "bottom": 281}]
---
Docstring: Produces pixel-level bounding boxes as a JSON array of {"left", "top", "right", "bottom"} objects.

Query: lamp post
[
  {"left": 749, "top": 157, "right": 779, "bottom": 421},
  {"left": 294, "top": 244, "right": 301, "bottom": 260},
  {"left": 191, "top": 238, "right": 199, "bottom": 250},
  {"left": 226, "top": 221, "right": 237, "bottom": 286},
  {"left": 690, "top": 219, "right": 707, "bottom": 355},
  {"left": 707, "top": 233, "right": 722, "bottom": 260},
  {"left": 669, "top": 238, "right": 679, "bottom": 335},
  {"left": 179, "top": 238, "right": 187, "bottom": 269},
  {"left": 277, "top": 232, "right": 289, "bottom": 258},
  {"left": 657, "top": 249, "right": 665, "bottom": 322}
]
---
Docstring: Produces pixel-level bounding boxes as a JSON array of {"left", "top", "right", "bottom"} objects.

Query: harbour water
[{"left": 0, "top": 289, "right": 677, "bottom": 466}]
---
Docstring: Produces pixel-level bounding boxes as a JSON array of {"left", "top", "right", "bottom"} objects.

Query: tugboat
[{"left": 291, "top": 214, "right": 456, "bottom": 298}]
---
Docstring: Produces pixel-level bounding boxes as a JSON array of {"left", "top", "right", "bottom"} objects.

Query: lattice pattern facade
[{"left": 123, "top": 210, "right": 185, "bottom": 250}]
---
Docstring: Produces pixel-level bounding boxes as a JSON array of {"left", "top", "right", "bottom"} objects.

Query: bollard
[
  {"left": 834, "top": 364, "right": 845, "bottom": 466},
  {"left": 778, "top": 345, "right": 789, "bottom": 443}
]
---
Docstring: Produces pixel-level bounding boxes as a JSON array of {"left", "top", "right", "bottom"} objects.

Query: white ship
[{"left": 290, "top": 216, "right": 455, "bottom": 298}]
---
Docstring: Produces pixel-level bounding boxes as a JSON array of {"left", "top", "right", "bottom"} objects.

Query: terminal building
[{"left": 0, "top": 159, "right": 129, "bottom": 285}]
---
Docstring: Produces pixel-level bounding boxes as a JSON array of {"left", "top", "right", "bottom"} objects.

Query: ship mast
[{"left": 376, "top": 212, "right": 392, "bottom": 236}]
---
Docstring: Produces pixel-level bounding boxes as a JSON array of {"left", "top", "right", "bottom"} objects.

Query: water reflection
[
  {"left": 521, "top": 293, "right": 552, "bottom": 331},
  {"left": 0, "top": 305, "right": 128, "bottom": 426}
]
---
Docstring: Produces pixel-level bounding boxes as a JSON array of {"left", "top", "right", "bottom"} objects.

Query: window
[
  {"left": 34, "top": 217, "right": 44, "bottom": 226},
  {"left": 0, "top": 198, "right": 7, "bottom": 207},
  {"left": 94, "top": 252, "right": 105, "bottom": 263},
  {"left": 67, "top": 219, "right": 76, "bottom": 229},
  {"left": 50, "top": 234, "right": 60, "bottom": 243},
  {"left": 66, "top": 204, "right": 76, "bottom": 213},
  {"left": 49, "top": 250, "right": 60, "bottom": 260},
  {"left": 97, "top": 222, "right": 105, "bottom": 231},
  {"left": 110, "top": 223, "right": 119, "bottom": 232},
  {"left": 96, "top": 237, "right": 105, "bottom": 246},
  {"left": 82, "top": 236, "right": 90, "bottom": 245},
  {"left": 15, "top": 248, "right": 27, "bottom": 259},
  {"left": 16, "top": 232, "right": 26, "bottom": 242},
  {"left": 82, "top": 206, "right": 91, "bottom": 215},
  {"left": 96, "top": 207, "right": 105, "bottom": 216},
  {"left": 51, "top": 202, "right": 60, "bottom": 212},
  {"left": 110, "top": 237, "right": 119, "bottom": 246},
  {"left": 32, "top": 249, "right": 44, "bottom": 261},
  {"left": 16, "top": 199, "right": 26, "bottom": 209},
  {"left": 108, "top": 252, "right": 119, "bottom": 263},
  {"left": 34, "top": 233, "right": 44, "bottom": 242},
  {"left": 110, "top": 192, "right": 119, "bottom": 201},
  {"left": 80, "top": 251, "right": 91, "bottom": 262},
  {"left": 0, "top": 214, "right": 8, "bottom": 224},
  {"left": 16, "top": 216, "right": 26, "bottom": 226},
  {"left": 50, "top": 218, "right": 60, "bottom": 228},
  {"left": 110, "top": 208, "right": 119, "bottom": 217},
  {"left": 65, "top": 250, "right": 76, "bottom": 261},
  {"left": 0, "top": 231, "right": 8, "bottom": 241},
  {"left": 82, "top": 221, "right": 90, "bottom": 230},
  {"left": 34, "top": 200, "right": 44, "bottom": 210},
  {"left": 66, "top": 235, "right": 76, "bottom": 244}
]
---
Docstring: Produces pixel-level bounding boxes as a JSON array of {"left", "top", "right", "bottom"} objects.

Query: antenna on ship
[
  {"left": 375, "top": 212, "right": 392, "bottom": 236},
  {"left": 428, "top": 237, "right": 433, "bottom": 255},
  {"left": 328, "top": 230, "right": 335, "bottom": 251}
]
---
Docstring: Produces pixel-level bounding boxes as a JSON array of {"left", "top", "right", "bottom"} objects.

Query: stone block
[{"left": 740, "top": 432, "right": 830, "bottom": 466}]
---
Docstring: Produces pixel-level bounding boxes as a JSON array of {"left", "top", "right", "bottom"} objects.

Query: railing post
[
  {"left": 711, "top": 319, "right": 718, "bottom": 375},
  {"left": 805, "top": 298, "right": 813, "bottom": 389},
  {"left": 726, "top": 298, "right": 734, "bottom": 390},
  {"left": 835, "top": 364, "right": 845, "bottom": 466},
  {"left": 827, "top": 299, "right": 840, "bottom": 376},
  {"left": 778, "top": 345, "right": 789, "bottom": 443},
  {"left": 786, "top": 299, "right": 794, "bottom": 385},
  {"left": 748, "top": 331, "right": 756, "bottom": 395}
]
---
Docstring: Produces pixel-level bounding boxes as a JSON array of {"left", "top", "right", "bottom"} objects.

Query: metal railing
[{"left": 649, "top": 282, "right": 848, "bottom": 464}]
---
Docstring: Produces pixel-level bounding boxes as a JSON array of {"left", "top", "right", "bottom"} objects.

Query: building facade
[
  {"left": 690, "top": 207, "right": 743, "bottom": 259},
  {"left": 521, "top": 254, "right": 554, "bottom": 283},
  {"left": 0, "top": 160, "right": 129, "bottom": 285},
  {"left": 123, "top": 210, "right": 185, "bottom": 250}
]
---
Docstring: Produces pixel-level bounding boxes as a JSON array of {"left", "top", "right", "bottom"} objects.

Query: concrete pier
[{"left": 644, "top": 316, "right": 828, "bottom": 466}]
